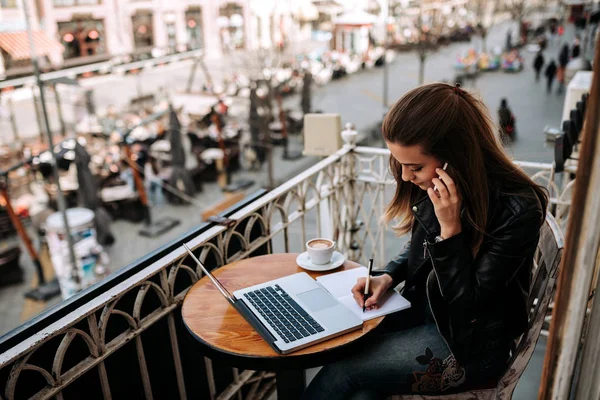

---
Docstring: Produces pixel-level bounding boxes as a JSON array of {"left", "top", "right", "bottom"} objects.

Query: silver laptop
[{"left": 183, "top": 244, "right": 363, "bottom": 354}]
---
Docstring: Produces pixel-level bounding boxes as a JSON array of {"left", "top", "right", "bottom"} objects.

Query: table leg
[{"left": 275, "top": 369, "right": 306, "bottom": 400}]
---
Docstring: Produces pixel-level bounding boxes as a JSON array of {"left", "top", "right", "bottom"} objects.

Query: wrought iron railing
[{"left": 0, "top": 145, "right": 574, "bottom": 400}]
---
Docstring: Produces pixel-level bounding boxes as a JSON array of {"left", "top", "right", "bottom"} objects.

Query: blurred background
[{"left": 0, "top": 1, "right": 596, "bottom": 396}]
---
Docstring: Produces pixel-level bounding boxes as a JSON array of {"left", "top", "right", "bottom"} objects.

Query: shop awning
[{"left": 0, "top": 31, "right": 64, "bottom": 61}]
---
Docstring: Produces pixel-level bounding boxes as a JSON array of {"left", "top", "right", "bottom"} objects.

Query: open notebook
[{"left": 316, "top": 267, "right": 411, "bottom": 321}]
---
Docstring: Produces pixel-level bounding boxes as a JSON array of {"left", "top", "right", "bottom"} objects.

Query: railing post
[
  {"left": 318, "top": 183, "right": 334, "bottom": 240},
  {"left": 340, "top": 123, "right": 359, "bottom": 261}
]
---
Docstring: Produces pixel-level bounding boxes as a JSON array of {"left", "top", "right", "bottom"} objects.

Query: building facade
[
  {"left": 0, "top": 0, "right": 64, "bottom": 78},
  {"left": 0, "top": 0, "right": 318, "bottom": 78}
]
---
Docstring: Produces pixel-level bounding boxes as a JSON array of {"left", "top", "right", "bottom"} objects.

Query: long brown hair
[{"left": 382, "top": 83, "right": 548, "bottom": 255}]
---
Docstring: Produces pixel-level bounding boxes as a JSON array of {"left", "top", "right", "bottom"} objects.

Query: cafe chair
[{"left": 388, "top": 213, "right": 564, "bottom": 400}]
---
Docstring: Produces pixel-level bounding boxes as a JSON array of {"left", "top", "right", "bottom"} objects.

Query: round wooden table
[{"left": 181, "top": 253, "right": 384, "bottom": 400}]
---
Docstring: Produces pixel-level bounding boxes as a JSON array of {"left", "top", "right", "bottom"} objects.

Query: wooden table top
[{"left": 181, "top": 253, "right": 384, "bottom": 367}]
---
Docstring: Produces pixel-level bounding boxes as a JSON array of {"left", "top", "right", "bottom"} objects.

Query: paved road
[{"left": 2, "top": 17, "right": 574, "bottom": 160}]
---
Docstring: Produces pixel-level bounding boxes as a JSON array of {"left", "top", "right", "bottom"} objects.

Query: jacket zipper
[
  {"left": 424, "top": 240, "right": 445, "bottom": 298},
  {"left": 426, "top": 272, "right": 456, "bottom": 360},
  {"left": 403, "top": 254, "right": 428, "bottom": 295},
  {"left": 424, "top": 240, "right": 456, "bottom": 359}
]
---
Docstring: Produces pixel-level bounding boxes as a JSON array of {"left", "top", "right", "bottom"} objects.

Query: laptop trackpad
[{"left": 296, "top": 288, "right": 338, "bottom": 312}]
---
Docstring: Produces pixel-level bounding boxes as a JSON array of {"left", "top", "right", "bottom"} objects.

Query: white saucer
[{"left": 296, "top": 251, "right": 345, "bottom": 272}]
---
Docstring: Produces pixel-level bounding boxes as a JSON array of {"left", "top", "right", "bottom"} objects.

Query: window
[
  {"left": 132, "top": 11, "right": 154, "bottom": 49},
  {"left": 185, "top": 7, "right": 203, "bottom": 50},
  {"left": 58, "top": 19, "right": 106, "bottom": 59},
  {"left": 52, "top": 0, "right": 101, "bottom": 7},
  {"left": 218, "top": 3, "right": 245, "bottom": 52},
  {"left": 0, "top": 0, "right": 18, "bottom": 7}
]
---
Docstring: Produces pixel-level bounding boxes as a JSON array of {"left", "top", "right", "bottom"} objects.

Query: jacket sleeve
[
  {"left": 427, "top": 208, "right": 543, "bottom": 324},
  {"left": 376, "top": 240, "right": 411, "bottom": 286}
]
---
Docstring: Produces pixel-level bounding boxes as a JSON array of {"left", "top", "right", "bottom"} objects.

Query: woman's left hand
[{"left": 427, "top": 168, "right": 462, "bottom": 239}]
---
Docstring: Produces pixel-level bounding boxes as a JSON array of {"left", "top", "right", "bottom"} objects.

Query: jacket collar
[
  {"left": 409, "top": 183, "right": 500, "bottom": 236},
  {"left": 411, "top": 195, "right": 439, "bottom": 236}
]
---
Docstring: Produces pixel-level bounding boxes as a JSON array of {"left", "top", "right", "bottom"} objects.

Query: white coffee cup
[{"left": 306, "top": 238, "right": 337, "bottom": 265}]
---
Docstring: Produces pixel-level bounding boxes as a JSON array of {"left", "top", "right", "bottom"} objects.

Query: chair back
[{"left": 497, "top": 212, "right": 564, "bottom": 397}]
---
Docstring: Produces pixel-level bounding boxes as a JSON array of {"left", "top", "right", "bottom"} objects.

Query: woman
[
  {"left": 301, "top": 83, "right": 547, "bottom": 399},
  {"left": 557, "top": 44, "right": 569, "bottom": 94},
  {"left": 533, "top": 51, "right": 545, "bottom": 82},
  {"left": 545, "top": 60, "right": 557, "bottom": 94},
  {"left": 144, "top": 155, "right": 164, "bottom": 207},
  {"left": 498, "top": 98, "right": 516, "bottom": 142}
]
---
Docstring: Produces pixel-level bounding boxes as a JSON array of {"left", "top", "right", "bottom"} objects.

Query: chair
[
  {"left": 569, "top": 110, "right": 582, "bottom": 142},
  {"left": 388, "top": 213, "right": 564, "bottom": 400}
]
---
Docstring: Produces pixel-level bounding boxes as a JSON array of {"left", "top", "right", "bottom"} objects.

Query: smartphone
[{"left": 433, "top": 162, "right": 449, "bottom": 192}]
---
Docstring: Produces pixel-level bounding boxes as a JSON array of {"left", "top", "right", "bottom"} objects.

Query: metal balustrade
[{"left": 0, "top": 145, "right": 574, "bottom": 400}]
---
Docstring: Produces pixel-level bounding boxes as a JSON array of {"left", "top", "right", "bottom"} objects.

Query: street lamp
[
  {"left": 382, "top": 0, "right": 391, "bottom": 111},
  {"left": 21, "top": 0, "right": 79, "bottom": 299}
]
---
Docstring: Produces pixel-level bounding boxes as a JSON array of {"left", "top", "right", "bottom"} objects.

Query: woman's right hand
[{"left": 351, "top": 274, "right": 394, "bottom": 310}]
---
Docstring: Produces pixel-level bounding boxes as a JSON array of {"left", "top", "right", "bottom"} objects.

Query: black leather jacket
[{"left": 379, "top": 185, "right": 544, "bottom": 364}]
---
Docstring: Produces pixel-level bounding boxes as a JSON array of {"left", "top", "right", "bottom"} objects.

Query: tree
[
  {"left": 504, "top": 0, "right": 527, "bottom": 43},
  {"left": 414, "top": 8, "right": 440, "bottom": 85},
  {"left": 501, "top": 0, "right": 551, "bottom": 45},
  {"left": 473, "top": 0, "right": 497, "bottom": 52}
]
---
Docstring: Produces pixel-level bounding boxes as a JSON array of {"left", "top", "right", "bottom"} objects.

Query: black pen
[{"left": 363, "top": 258, "right": 374, "bottom": 313}]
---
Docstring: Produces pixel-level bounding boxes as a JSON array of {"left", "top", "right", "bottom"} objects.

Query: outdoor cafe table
[{"left": 181, "top": 253, "right": 384, "bottom": 400}]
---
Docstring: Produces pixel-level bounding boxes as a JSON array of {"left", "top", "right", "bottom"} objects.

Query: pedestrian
[
  {"left": 144, "top": 156, "right": 164, "bottom": 207},
  {"left": 216, "top": 97, "right": 228, "bottom": 116},
  {"left": 559, "top": 44, "right": 569, "bottom": 67},
  {"left": 498, "top": 98, "right": 516, "bottom": 142},
  {"left": 572, "top": 35, "right": 581, "bottom": 58},
  {"left": 301, "top": 83, "right": 548, "bottom": 399},
  {"left": 520, "top": 21, "right": 528, "bottom": 45},
  {"left": 505, "top": 29, "right": 512, "bottom": 51},
  {"left": 545, "top": 60, "right": 557, "bottom": 94},
  {"left": 557, "top": 44, "right": 569, "bottom": 93},
  {"left": 549, "top": 24, "right": 557, "bottom": 47},
  {"left": 533, "top": 51, "right": 545, "bottom": 82},
  {"left": 538, "top": 35, "right": 548, "bottom": 51}
]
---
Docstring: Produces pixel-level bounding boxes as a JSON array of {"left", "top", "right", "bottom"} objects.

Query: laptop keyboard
[{"left": 243, "top": 285, "right": 325, "bottom": 344}]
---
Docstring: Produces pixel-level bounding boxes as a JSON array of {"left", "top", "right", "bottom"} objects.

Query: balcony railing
[{"left": 0, "top": 144, "right": 573, "bottom": 399}]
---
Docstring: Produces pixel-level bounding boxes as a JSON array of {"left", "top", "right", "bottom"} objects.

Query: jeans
[
  {"left": 547, "top": 78, "right": 554, "bottom": 94},
  {"left": 302, "top": 317, "right": 509, "bottom": 400},
  {"left": 147, "top": 180, "right": 164, "bottom": 207}
]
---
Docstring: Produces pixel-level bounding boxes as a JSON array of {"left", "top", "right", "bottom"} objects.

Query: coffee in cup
[{"left": 306, "top": 238, "right": 336, "bottom": 265}]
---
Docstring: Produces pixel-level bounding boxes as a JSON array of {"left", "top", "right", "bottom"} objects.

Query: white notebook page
[
  {"left": 316, "top": 267, "right": 411, "bottom": 321},
  {"left": 338, "top": 292, "right": 411, "bottom": 321},
  {"left": 316, "top": 267, "right": 368, "bottom": 298}
]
